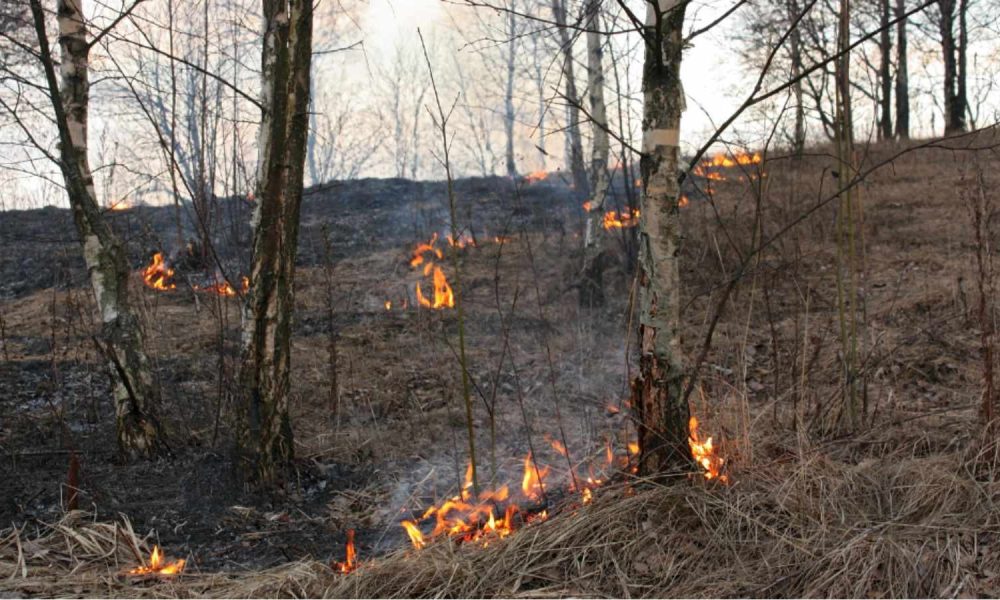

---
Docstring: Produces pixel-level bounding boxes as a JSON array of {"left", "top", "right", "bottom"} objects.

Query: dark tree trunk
[
  {"left": 551, "top": 0, "right": 590, "bottom": 198},
  {"left": 878, "top": 0, "right": 893, "bottom": 140},
  {"left": 237, "top": 0, "right": 313, "bottom": 485},
  {"left": 938, "top": 0, "right": 965, "bottom": 133},
  {"left": 895, "top": 0, "right": 910, "bottom": 139},
  {"left": 631, "top": 0, "right": 691, "bottom": 476}
]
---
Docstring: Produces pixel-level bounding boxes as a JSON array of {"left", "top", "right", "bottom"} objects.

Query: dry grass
[{"left": 5, "top": 427, "right": 1000, "bottom": 598}]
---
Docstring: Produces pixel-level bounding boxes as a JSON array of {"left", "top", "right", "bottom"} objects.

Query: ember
[{"left": 128, "top": 545, "right": 186, "bottom": 576}]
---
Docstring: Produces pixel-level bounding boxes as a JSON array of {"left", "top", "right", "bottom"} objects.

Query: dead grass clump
[{"left": 308, "top": 442, "right": 1000, "bottom": 598}]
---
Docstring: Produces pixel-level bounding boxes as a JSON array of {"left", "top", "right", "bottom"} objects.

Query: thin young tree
[
  {"left": 895, "top": 0, "right": 910, "bottom": 138},
  {"left": 28, "top": 0, "right": 164, "bottom": 459},
  {"left": 551, "top": 0, "right": 589, "bottom": 196},
  {"left": 237, "top": 0, "right": 313, "bottom": 484},
  {"left": 580, "top": 0, "right": 611, "bottom": 307},
  {"left": 631, "top": 0, "right": 691, "bottom": 475}
]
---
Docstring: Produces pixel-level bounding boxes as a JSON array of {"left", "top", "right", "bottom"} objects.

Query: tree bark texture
[
  {"left": 580, "top": 0, "right": 611, "bottom": 307},
  {"left": 878, "top": 0, "right": 893, "bottom": 140},
  {"left": 630, "top": 0, "right": 690, "bottom": 476},
  {"left": 505, "top": 1, "right": 518, "bottom": 178},
  {"left": 30, "top": 0, "right": 164, "bottom": 460},
  {"left": 895, "top": 0, "right": 910, "bottom": 139},
  {"left": 238, "top": 0, "right": 313, "bottom": 484},
  {"left": 551, "top": 0, "right": 589, "bottom": 198}
]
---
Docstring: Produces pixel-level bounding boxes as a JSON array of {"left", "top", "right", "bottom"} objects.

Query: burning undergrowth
[{"left": 5, "top": 433, "right": 999, "bottom": 598}]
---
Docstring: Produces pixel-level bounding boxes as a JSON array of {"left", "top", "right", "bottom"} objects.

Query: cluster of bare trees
[{"left": 1, "top": 0, "right": 998, "bottom": 486}]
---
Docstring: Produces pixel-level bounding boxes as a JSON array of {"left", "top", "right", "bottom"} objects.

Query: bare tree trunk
[
  {"left": 579, "top": 0, "right": 611, "bottom": 307},
  {"left": 504, "top": 1, "right": 518, "bottom": 178},
  {"left": 788, "top": 0, "right": 806, "bottom": 155},
  {"left": 551, "top": 0, "right": 589, "bottom": 197},
  {"left": 938, "top": 0, "right": 964, "bottom": 133},
  {"left": 895, "top": 0, "right": 910, "bottom": 139},
  {"left": 957, "top": 0, "right": 968, "bottom": 130},
  {"left": 238, "top": 0, "right": 313, "bottom": 484},
  {"left": 29, "top": 0, "right": 164, "bottom": 459},
  {"left": 630, "top": 0, "right": 690, "bottom": 476},
  {"left": 878, "top": 0, "right": 893, "bottom": 140}
]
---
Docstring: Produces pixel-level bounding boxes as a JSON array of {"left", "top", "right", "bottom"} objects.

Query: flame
[
  {"left": 399, "top": 452, "right": 560, "bottom": 551},
  {"left": 521, "top": 452, "right": 549, "bottom": 501},
  {"left": 410, "top": 233, "right": 443, "bottom": 268},
  {"left": 493, "top": 235, "right": 512, "bottom": 244},
  {"left": 524, "top": 170, "right": 548, "bottom": 183},
  {"left": 108, "top": 199, "right": 131, "bottom": 211},
  {"left": 688, "top": 416, "right": 727, "bottom": 483},
  {"left": 603, "top": 208, "right": 640, "bottom": 230},
  {"left": 679, "top": 195, "right": 690, "bottom": 208},
  {"left": 410, "top": 235, "right": 455, "bottom": 310},
  {"left": 128, "top": 545, "right": 186, "bottom": 576},
  {"left": 692, "top": 151, "right": 763, "bottom": 183},
  {"left": 582, "top": 200, "right": 593, "bottom": 212},
  {"left": 194, "top": 278, "right": 237, "bottom": 297},
  {"left": 416, "top": 266, "right": 454, "bottom": 309},
  {"left": 142, "top": 253, "right": 176, "bottom": 291},
  {"left": 401, "top": 520, "right": 425, "bottom": 549},
  {"left": 447, "top": 232, "right": 476, "bottom": 249},
  {"left": 544, "top": 434, "right": 568, "bottom": 457},
  {"left": 385, "top": 300, "right": 392, "bottom": 311},
  {"left": 333, "top": 529, "right": 357, "bottom": 574}
]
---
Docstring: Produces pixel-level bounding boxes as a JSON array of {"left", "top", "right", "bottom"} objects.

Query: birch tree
[
  {"left": 237, "top": 0, "right": 313, "bottom": 484},
  {"left": 631, "top": 0, "right": 690, "bottom": 475},
  {"left": 580, "top": 0, "right": 611, "bottom": 307},
  {"left": 27, "top": 0, "right": 165, "bottom": 459}
]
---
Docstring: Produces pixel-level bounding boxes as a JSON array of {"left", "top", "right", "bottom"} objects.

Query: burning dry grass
[{"left": 5, "top": 432, "right": 1000, "bottom": 598}]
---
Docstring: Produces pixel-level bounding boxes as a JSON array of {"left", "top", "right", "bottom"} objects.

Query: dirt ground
[{"left": 2, "top": 131, "right": 1000, "bottom": 595}]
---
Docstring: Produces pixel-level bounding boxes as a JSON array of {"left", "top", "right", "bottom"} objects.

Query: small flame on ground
[
  {"left": 142, "top": 253, "right": 176, "bottom": 291},
  {"left": 524, "top": 170, "right": 548, "bottom": 183},
  {"left": 333, "top": 529, "right": 357, "bottom": 574},
  {"left": 194, "top": 278, "right": 237, "bottom": 297},
  {"left": 384, "top": 300, "right": 392, "bottom": 311},
  {"left": 582, "top": 200, "right": 593, "bottom": 212},
  {"left": 108, "top": 199, "right": 131, "bottom": 211},
  {"left": 128, "top": 545, "right": 186, "bottom": 576},
  {"left": 603, "top": 208, "right": 640, "bottom": 230},
  {"left": 689, "top": 416, "right": 727, "bottom": 483},
  {"left": 679, "top": 195, "right": 690, "bottom": 208},
  {"left": 410, "top": 235, "right": 455, "bottom": 310}
]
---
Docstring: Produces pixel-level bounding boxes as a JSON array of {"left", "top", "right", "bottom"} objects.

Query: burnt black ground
[{"left": 0, "top": 173, "right": 636, "bottom": 571}]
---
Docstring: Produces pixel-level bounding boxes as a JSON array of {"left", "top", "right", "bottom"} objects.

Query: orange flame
[
  {"left": 679, "top": 195, "right": 690, "bottom": 208},
  {"left": 447, "top": 232, "right": 476, "bottom": 249},
  {"left": 603, "top": 208, "right": 640, "bottom": 230},
  {"left": 333, "top": 529, "right": 357, "bottom": 574},
  {"left": 194, "top": 278, "right": 237, "bottom": 297},
  {"left": 582, "top": 200, "right": 593, "bottom": 212},
  {"left": 384, "top": 300, "right": 392, "bottom": 311},
  {"left": 128, "top": 545, "right": 186, "bottom": 576},
  {"left": 524, "top": 170, "right": 548, "bottom": 183},
  {"left": 521, "top": 452, "right": 549, "bottom": 501},
  {"left": 416, "top": 266, "right": 454, "bottom": 309},
  {"left": 688, "top": 416, "right": 727, "bottom": 483},
  {"left": 142, "top": 253, "right": 176, "bottom": 291},
  {"left": 108, "top": 199, "right": 131, "bottom": 211}
]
